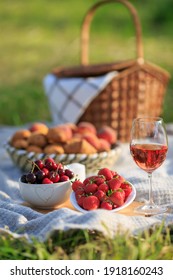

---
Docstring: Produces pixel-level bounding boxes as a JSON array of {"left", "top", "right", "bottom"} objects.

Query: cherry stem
[{"left": 27, "top": 160, "right": 41, "bottom": 173}]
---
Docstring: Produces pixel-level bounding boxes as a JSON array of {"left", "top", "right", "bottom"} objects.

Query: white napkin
[
  {"left": 43, "top": 71, "right": 118, "bottom": 124},
  {"left": 67, "top": 163, "right": 86, "bottom": 182}
]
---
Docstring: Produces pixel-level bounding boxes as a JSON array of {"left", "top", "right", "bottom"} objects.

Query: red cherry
[
  {"left": 45, "top": 160, "right": 57, "bottom": 171},
  {"left": 34, "top": 159, "right": 44, "bottom": 170},
  {"left": 42, "top": 167, "right": 49, "bottom": 177},
  {"left": 60, "top": 175, "right": 69, "bottom": 182},
  {"left": 49, "top": 171, "right": 60, "bottom": 183},
  {"left": 21, "top": 174, "right": 27, "bottom": 183},
  {"left": 65, "top": 169, "right": 74, "bottom": 179},
  {"left": 58, "top": 168, "right": 65, "bottom": 176},
  {"left": 35, "top": 169, "right": 46, "bottom": 181},
  {"left": 52, "top": 162, "right": 58, "bottom": 170},
  {"left": 57, "top": 163, "right": 64, "bottom": 169},
  {"left": 44, "top": 157, "right": 54, "bottom": 164},
  {"left": 42, "top": 178, "right": 53, "bottom": 184},
  {"left": 26, "top": 172, "right": 36, "bottom": 184}
]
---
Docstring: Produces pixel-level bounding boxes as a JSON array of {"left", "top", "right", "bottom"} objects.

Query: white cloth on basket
[{"left": 43, "top": 71, "right": 118, "bottom": 124}]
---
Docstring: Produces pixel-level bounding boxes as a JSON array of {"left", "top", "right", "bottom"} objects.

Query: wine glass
[{"left": 130, "top": 117, "right": 168, "bottom": 215}]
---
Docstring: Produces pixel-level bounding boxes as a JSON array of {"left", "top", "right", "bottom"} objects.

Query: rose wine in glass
[{"left": 130, "top": 117, "right": 168, "bottom": 215}]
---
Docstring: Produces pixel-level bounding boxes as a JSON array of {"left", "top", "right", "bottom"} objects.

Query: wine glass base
[{"left": 134, "top": 204, "right": 168, "bottom": 216}]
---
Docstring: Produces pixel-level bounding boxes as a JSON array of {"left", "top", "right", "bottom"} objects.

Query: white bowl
[
  {"left": 70, "top": 182, "right": 136, "bottom": 213},
  {"left": 19, "top": 179, "right": 72, "bottom": 209}
]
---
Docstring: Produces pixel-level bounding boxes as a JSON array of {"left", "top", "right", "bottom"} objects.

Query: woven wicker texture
[
  {"left": 53, "top": 0, "right": 170, "bottom": 142},
  {"left": 5, "top": 143, "right": 121, "bottom": 176}
]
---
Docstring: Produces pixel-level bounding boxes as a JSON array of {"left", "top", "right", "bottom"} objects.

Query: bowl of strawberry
[
  {"left": 70, "top": 167, "right": 136, "bottom": 213},
  {"left": 19, "top": 157, "right": 75, "bottom": 209}
]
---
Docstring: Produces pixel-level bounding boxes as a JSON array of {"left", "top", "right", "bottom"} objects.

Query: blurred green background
[{"left": 0, "top": 0, "right": 173, "bottom": 126}]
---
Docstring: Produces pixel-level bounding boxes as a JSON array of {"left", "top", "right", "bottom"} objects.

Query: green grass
[
  {"left": 0, "top": 0, "right": 173, "bottom": 125},
  {"left": 0, "top": 225, "right": 173, "bottom": 260}
]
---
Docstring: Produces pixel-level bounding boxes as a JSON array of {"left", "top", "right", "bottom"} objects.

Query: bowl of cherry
[{"left": 19, "top": 157, "right": 75, "bottom": 209}]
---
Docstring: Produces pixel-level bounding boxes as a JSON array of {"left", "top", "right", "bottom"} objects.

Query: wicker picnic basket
[{"left": 52, "top": 0, "right": 170, "bottom": 142}]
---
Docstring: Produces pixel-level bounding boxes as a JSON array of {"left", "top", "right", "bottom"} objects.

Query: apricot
[
  {"left": 97, "top": 126, "right": 117, "bottom": 144},
  {"left": 10, "top": 129, "right": 31, "bottom": 143},
  {"left": 98, "top": 138, "right": 111, "bottom": 152},
  {"left": 29, "top": 122, "right": 48, "bottom": 135},
  {"left": 76, "top": 121, "right": 97, "bottom": 135},
  {"left": 82, "top": 133, "right": 101, "bottom": 150}
]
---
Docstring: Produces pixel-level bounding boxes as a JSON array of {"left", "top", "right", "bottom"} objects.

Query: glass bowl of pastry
[{"left": 5, "top": 121, "right": 121, "bottom": 175}]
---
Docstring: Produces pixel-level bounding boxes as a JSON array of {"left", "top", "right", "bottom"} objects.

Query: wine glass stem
[{"left": 148, "top": 172, "right": 154, "bottom": 206}]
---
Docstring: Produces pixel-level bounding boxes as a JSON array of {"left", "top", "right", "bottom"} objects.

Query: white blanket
[{"left": 0, "top": 125, "right": 173, "bottom": 241}]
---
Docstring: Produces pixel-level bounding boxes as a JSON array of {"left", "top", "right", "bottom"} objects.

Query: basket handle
[{"left": 80, "top": 0, "right": 144, "bottom": 65}]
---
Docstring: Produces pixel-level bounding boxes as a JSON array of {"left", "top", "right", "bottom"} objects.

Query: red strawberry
[
  {"left": 83, "top": 176, "right": 96, "bottom": 185},
  {"left": 93, "top": 175, "right": 106, "bottom": 186},
  {"left": 83, "top": 175, "right": 106, "bottom": 186},
  {"left": 111, "top": 170, "right": 118, "bottom": 177},
  {"left": 84, "top": 183, "right": 98, "bottom": 194},
  {"left": 98, "top": 183, "right": 109, "bottom": 193},
  {"left": 100, "top": 200, "right": 113, "bottom": 210},
  {"left": 94, "top": 190, "right": 106, "bottom": 201},
  {"left": 75, "top": 188, "right": 85, "bottom": 198},
  {"left": 109, "top": 189, "right": 125, "bottom": 206},
  {"left": 76, "top": 195, "right": 86, "bottom": 207},
  {"left": 98, "top": 168, "right": 113, "bottom": 181},
  {"left": 82, "top": 196, "right": 100, "bottom": 210},
  {"left": 115, "top": 174, "right": 125, "bottom": 183},
  {"left": 72, "top": 180, "right": 84, "bottom": 192},
  {"left": 120, "top": 182, "right": 132, "bottom": 199},
  {"left": 108, "top": 178, "right": 122, "bottom": 191}
]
